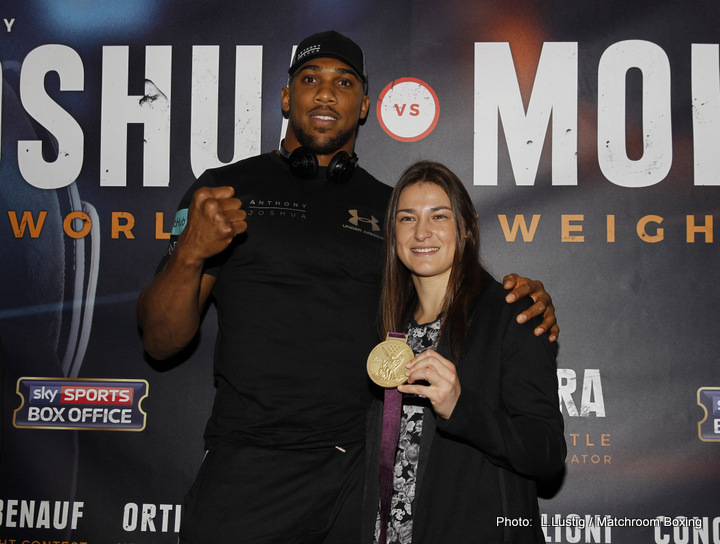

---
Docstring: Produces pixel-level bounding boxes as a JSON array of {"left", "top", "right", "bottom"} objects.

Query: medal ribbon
[{"left": 378, "top": 332, "right": 407, "bottom": 544}]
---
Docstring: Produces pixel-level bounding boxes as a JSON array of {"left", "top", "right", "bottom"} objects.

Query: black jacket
[{"left": 362, "top": 279, "right": 566, "bottom": 543}]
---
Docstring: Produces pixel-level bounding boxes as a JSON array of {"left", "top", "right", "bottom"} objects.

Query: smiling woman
[
  {"left": 394, "top": 182, "right": 457, "bottom": 303},
  {"left": 365, "top": 160, "right": 566, "bottom": 544}
]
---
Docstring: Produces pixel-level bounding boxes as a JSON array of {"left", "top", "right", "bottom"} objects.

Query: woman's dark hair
[{"left": 378, "top": 160, "right": 490, "bottom": 359}]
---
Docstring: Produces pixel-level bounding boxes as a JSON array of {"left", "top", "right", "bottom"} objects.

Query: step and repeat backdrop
[{"left": 1, "top": 1, "right": 719, "bottom": 542}]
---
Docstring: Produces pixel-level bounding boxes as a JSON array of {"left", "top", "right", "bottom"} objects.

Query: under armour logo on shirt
[{"left": 348, "top": 209, "right": 380, "bottom": 231}]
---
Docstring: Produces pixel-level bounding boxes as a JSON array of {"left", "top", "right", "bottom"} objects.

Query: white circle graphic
[{"left": 376, "top": 78, "right": 440, "bottom": 142}]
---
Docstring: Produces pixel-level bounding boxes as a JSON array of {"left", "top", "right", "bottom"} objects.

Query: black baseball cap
[{"left": 288, "top": 30, "right": 368, "bottom": 92}]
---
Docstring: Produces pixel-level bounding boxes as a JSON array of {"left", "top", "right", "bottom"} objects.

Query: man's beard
[{"left": 292, "top": 123, "right": 355, "bottom": 156}]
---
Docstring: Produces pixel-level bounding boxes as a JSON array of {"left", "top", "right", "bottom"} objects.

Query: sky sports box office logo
[{"left": 13, "top": 378, "right": 148, "bottom": 431}]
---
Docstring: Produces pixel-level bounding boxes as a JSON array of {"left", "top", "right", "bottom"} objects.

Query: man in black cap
[{"left": 137, "top": 30, "right": 557, "bottom": 543}]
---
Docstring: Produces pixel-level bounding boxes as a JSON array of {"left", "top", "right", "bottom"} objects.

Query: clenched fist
[{"left": 178, "top": 186, "right": 247, "bottom": 264}]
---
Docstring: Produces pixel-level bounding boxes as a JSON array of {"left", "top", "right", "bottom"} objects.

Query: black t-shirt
[{"left": 161, "top": 152, "right": 392, "bottom": 448}]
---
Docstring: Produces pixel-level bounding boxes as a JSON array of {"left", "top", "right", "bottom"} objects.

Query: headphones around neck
[{"left": 279, "top": 143, "right": 358, "bottom": 184}]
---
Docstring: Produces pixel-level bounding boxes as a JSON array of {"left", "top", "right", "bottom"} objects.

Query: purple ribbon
[
  {"left": 378, "top": 332, "right": 406, "bottom": 544},
  {"left": 379, "top": 387, "right": 401, "bottom": 544}
]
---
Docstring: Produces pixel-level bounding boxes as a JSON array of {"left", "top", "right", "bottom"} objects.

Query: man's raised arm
[{"left": 137, "top": 186, "right": 247, "bottom": 359}]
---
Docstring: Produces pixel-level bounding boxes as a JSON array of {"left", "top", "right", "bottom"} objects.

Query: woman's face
[{"left": 394, "top": 182, "right": 457, "bottom": 282}]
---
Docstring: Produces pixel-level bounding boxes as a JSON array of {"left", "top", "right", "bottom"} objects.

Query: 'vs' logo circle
[{"left": 377, "top": 78, "right": 440, "bottom": 142}]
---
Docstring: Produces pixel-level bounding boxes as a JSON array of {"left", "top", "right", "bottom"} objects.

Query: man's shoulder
[
  {"left": 353, "top": 165, "right": 393, "bottom": 196},
  {"left": 199, "top": 154, "right": 392, "bottom": 199},
  {"left": 206, "top": 152, "right": 280, "bottom": 180}
]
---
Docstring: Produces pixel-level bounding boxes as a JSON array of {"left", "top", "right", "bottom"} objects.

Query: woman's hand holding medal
[{"left": 398, "top": 349, "right": 461, "bottom": 420}]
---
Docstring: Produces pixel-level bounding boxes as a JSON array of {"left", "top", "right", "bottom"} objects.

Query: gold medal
[{"left": 367, "top": 333, "right": 414, "bottom": 388}]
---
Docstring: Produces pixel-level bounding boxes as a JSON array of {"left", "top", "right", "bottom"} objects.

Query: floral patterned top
[{"left": 374, "top": 317, "right": 442, "bottom": 544}]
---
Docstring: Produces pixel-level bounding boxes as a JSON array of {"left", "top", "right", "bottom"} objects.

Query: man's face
[{"left": 282, "top": 57, "right": 369, "bottom": 162}]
